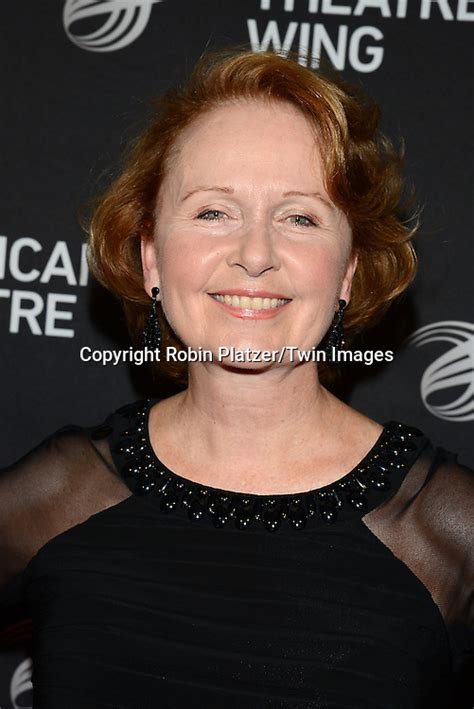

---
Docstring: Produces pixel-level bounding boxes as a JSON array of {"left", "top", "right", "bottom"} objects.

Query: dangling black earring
[
  {"left": 325, "top": 299, "right": 346, "bottom": 361},
  {"left": 143, "top": 286, "right": 161, "bottom": 351}
]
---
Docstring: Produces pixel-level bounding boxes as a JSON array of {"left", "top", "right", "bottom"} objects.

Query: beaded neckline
[{"left": 105, "top": 398, "right": 426, "bottom": 532}]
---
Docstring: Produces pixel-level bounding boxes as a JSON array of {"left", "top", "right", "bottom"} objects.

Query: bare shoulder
[
  {"left": 0, "top": 423, "right": 131, "bottom": 589},
  {"left": 1, "top": 424, "right": 129, "bottom": 503},
  {"left": 416, "top": 447, "right": 474, "bottom": 521}
]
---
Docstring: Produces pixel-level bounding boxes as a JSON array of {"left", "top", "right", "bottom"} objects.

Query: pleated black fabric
[{"left": 1, "top": 398, "right": 472, "bottom": 708}]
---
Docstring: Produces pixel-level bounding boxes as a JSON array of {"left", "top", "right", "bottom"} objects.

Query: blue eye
[
  {"left": 196, "top": 209, "right": 226, "bottom": 221},
  {"left": 288, "top": 214, "right": 318, "bottom": 228}
]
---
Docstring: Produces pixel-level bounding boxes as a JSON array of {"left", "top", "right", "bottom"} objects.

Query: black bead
[
  {"left": 288, "top": 507, "right": 307, "bottom": 530},
  {"left": 211, "top": 505, "right": 229, "bottom": 528},
  {"left": 136, "top": 479, "right": 156, "bottom": 495},
  {"left": 235, "top": 513, "right": 253, "bottom": 531},
  {"left": 346, "top": 492, "right": 367, "bottom": 510},
  {"left": 263, "top": 509, "right": 282, "bottom": 532},
  {"left": 320, "top": 505, "right": 338, "bottom": 524},
  {"left": 155, "top": 476, "right": 173, "bottom": 494},
  {"left": 188, "top": 499, "right": 207, "bottom": 521},
  {"left": 159, "top": 493, "right": 179, "bottom": 513},
  {"left": 371, "top": 461, "right": 391, "bottom": 475},
  {"left": 305, "top": 493, "right": 317, "bottom": 517},
  {"left": 367, "top": 473, "right": 390, "bottom": 490},
  {"left": 181, "top": 489, "right": 196, "bottom": 509},
  {"left": 352, "top": 475, "right": 367, "bottom": 491},
  {"left": 114, "top": 441, "right": 135, "bottom": 456},
  {"left": 399, "top": 442, "right": 418, "bottom": 453},
  {"left": 260, "top": 498, "right": 282, "bottom": 530}
]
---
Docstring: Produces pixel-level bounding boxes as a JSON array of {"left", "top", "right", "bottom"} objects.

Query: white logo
[
  {"left": 10, "top": 657, "right": 33, "bottom": 709},
  {"left": 409, "top": 321, "right": 474, "bottom": 422},
  {"left": 63, "top": 0, "right": 161, "bottom": 52}
]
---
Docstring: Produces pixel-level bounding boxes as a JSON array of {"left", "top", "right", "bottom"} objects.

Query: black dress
[{"left": 0, "top": 397, "right": 472, "bottom": 708}]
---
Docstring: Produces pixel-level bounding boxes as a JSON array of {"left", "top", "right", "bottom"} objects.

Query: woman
[{"left": 0, "top": 48, "right": 472, "bottom": 708}]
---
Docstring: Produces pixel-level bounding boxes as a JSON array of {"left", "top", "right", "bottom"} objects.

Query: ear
[
  {"left": 140, "top": 233, "right": 161, "bottom": 298},
  {"left": 339, "top": 249, "right": 358, "bottom": 304}
]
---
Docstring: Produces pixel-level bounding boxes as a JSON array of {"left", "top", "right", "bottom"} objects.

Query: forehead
[{"left": 166, "top": 99, "right": 324, "bottom": 187}]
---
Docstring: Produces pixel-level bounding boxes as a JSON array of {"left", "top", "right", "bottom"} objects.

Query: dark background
[{"left": 0, "top": 1, "right": 472, "bottom": 704}]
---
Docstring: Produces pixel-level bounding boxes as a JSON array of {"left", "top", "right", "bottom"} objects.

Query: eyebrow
[
  {"left": 283, "top": 190, "right": 334, "bottom": 211},
  {"left": 181, "top": 186, "right": 233, "bottom": 202},
  {"left": 181, "top": 186, "right": 335, "bottom": 211}
]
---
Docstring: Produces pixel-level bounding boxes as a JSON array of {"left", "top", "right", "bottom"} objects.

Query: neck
[
  {"left": 148, "top": 361, "right": 381, "bottom": 494},
  {"left": 168, "top": 362, "right": 342, "bottom": 466}
]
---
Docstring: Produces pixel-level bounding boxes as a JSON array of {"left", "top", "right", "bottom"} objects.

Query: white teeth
[{"left": 212, "top": 294, "right": 290, "bottom": 310}]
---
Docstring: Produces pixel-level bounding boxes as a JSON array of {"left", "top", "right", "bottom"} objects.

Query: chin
[{"left": 218, "top": 357, "right": 277, "bottom": 373}]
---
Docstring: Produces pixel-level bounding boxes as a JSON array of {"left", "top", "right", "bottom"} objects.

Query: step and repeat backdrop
[{"left": 1, "top": 0, "right": 473, "bottom": 704}]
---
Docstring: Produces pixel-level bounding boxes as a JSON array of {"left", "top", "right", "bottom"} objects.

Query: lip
[
  {"left": 208, "top": 292, "right": 292, "bottom": 320},
  {"left": 208, "top": 289, "right": 292, "bottom": 299}
]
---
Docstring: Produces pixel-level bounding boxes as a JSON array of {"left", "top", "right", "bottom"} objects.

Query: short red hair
[{"left": 87, "top": 47, "right": 418, "bottom": 385}]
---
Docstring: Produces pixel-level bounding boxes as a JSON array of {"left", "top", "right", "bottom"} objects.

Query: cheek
[
  {"left": 293, "top": 242, "right": 347, "bottom": 295},
  {"left": 157, "top": 234, "right": 219, "bottom": 299}
]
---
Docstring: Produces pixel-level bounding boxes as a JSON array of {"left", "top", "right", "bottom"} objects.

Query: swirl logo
[
  {"left": 10, "top": 657, "right": 33, "bottom": 708},
  {"left": 63, "top": 0, "right": 162, "bottom": 52},
  {"left": 409, "top": 321, "right": 474, "bottom": 422}
]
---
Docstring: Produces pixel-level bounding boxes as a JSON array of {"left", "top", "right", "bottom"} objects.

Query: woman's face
[{"left": 142, "top": 98, "right": 357, "bottom": 367}]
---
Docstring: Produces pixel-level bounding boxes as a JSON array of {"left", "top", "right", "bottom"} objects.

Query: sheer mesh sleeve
[
  {"left": 363, "top": 445, "right": 474, "bottom": 701},
  {"left": 0, "top": 424, "right": 131, "bottom": 599}
]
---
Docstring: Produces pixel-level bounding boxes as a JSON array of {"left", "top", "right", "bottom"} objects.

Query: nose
[{"left": 227, "top": 220, "right": 280, "bottom": 277}]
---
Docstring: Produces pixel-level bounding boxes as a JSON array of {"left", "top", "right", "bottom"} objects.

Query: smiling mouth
[{"left": 210, "top": 294, "right": 291, "bottom": 310}]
